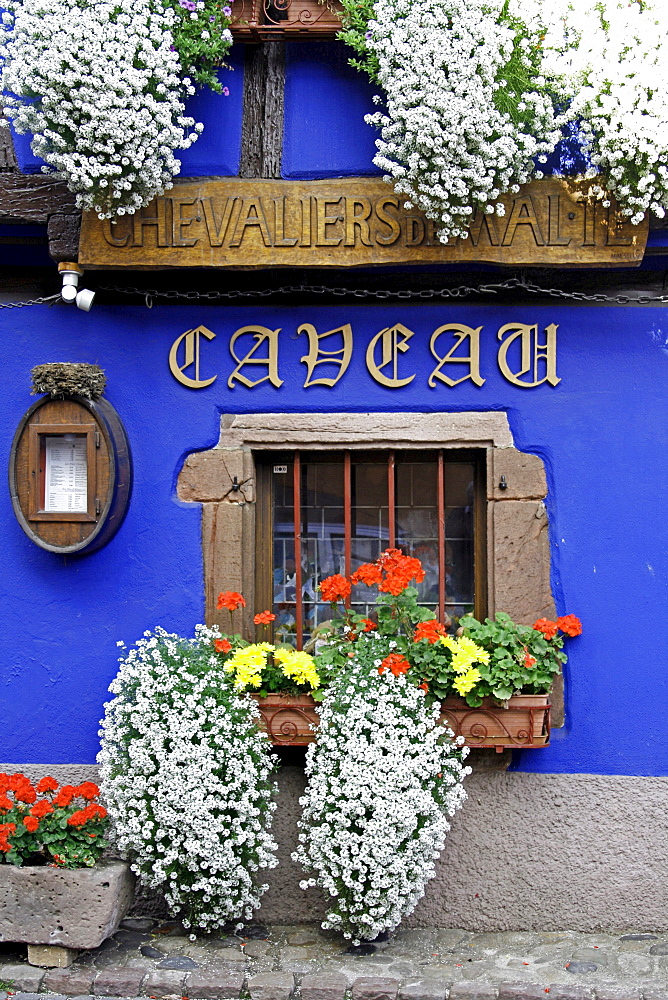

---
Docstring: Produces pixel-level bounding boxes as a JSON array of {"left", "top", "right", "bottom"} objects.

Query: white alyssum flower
[
  {"left": 0, "top": 0, "right": 200, "bottom": 218},
  {"left": 294, "top": 648, "right": 470, "bottom": 943},
  {"left": 98, "top": 625, "right": 278, "bottom": 931},
  {"left": 366, "top": 0, "right": 560, "bottom": 243},
  {"left": 541, "top": 0, "right": 668, "bottom": 222}
]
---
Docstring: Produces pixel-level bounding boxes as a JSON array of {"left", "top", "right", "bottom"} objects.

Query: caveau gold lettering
[
  {"left": 366, "top": 324, "right": 415, "bottom": 388},
  {"left": 228, "top": 326, "right": 284, "bottom": 389},
  {"left": 429, "top": 324, "right": 485, "bottom": 388},
  {"left": 497, "top": 322, "right": 560, "bottom": 387},
  {"left": 169, "top": 326, "right": 217, "bottom": 389},
  {"left": 299, "top": 323, "right": 353, "bottom": 388}
]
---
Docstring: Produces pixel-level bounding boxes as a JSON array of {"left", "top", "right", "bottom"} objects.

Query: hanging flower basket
[
  {"left": 250, "top": 693, "right": 319, "bottom": 745},
  {"left": 439, "top": 694, "right": 550, "bottom": 751}
]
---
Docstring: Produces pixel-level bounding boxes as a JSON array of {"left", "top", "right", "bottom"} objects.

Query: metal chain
[
  {"left": 0, "top": 293, "right": 61, "bottom": 309},
  {"left": 99, "top": 277, "right": 668, "bottom": 306},
  {"left": 4, "top": 278, "right": 668, "bottom": 309}
]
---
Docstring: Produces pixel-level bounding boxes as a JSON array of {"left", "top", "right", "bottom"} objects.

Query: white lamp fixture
[{"left": 58, "top": 262, "right": 95, "bottom": 311}]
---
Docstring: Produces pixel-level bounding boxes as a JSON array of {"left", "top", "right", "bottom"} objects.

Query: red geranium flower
[
  {"left": 350, "top": 563, "right": 383, "bottom": 587},
  {"left": 53, "top": 785, "right": 77, "bottom": 808},
  {"left": 380, "top": 653, "right": 412, "bottom": 676},
  {"left": 532, "top": 618, "right": 559, "bottom": 640},
  {"left": 524, "top": 652, "right": 537, "bottom": 669},
  {"left": 361, "top": 618, "right": 377, "bottom": 632},
  {"left": 254, "top": 611, "right": 276, "bottom": 625},
  {"left": 75, "top": 782, "right": 100, "bottom": 801},
  {"left": 31, "top": 799, "right": 54, "bottom": 818},
  {"left": 320, "top": 574, "right": 352, "bottom": 603},
  {"left": 36, "top": 776, "right": 59, "bottom": 794},
  {"left": 214, "top": 638, "right": 232, "bottom": 654},
  {"left": 419, "top": 682, "right": 429, "bottom": 692},
  {"left": 23, "top": 815, "right": 39, "bottom": 833},
  {"left": 557, "top": 614, "right": 583, "bottom": 637},
  {"left": 217, "top": 591, "right": 246, "bottom": 611},
  {"left": 414, "top": 619, "right": 447, "bottom": 644}
]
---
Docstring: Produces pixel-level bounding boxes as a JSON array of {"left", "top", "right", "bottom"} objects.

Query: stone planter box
[
  {"left": 0, "top": 858, "right": 135, "bottom": 957},
  {"left": 439, "top": 694, "right": 551, "bottom": 751},
  {"left": 253, "top": 692, "right": 550, "bottom": 749}
]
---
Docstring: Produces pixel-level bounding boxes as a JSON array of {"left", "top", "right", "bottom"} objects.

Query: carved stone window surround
[{"left": 177, "top": 409, "right": 562, "bottom": 723}]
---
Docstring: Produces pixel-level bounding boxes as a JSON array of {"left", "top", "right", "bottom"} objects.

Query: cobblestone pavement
[{"left": 2, "top": 920, "right": 668, "bottom": 1000}]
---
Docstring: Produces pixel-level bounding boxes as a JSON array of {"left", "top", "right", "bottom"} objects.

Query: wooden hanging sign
[{"left": 78, "top": 176, "right": 648, "bottom": 269}]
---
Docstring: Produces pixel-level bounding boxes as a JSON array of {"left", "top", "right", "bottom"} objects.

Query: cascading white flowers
[
  {"left": 366, "top": 0, "right": 560, "bottom": 243},
  {"left": 98, "top": 625, "right": 278, "bottom": 932},
  {"left": 542, "top": 1, "right": 668, "bottom": 224},
  {"left": 0, "top": 0, "right": 202, "bottom": 219},
  {"left": 294, "top": 650, "right": 470, "bottom": 943},
  {"left": 359, "top": 0, "right": 668, "bottom": 241}
]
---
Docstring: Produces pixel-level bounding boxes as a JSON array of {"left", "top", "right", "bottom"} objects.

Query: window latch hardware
[
  {"left": 498, "top": 475, "right": 508, "bottom": 490},
  {"left": 231, "top": 476, "right": 240, "bottom": 492}
]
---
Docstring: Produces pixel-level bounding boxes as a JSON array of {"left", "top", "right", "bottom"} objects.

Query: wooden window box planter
[
  {"left": 251, "top": 692, "right": 551, "bottom": 749},
  {"left": 229, "top": 0, "right": 343, "bottom": 40}
]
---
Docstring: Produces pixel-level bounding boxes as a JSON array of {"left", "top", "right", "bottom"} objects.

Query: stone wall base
[{"left": 5, "top": 764, "right": 667, "bottom": 932}]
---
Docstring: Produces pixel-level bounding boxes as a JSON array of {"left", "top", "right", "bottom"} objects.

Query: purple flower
[
  {"left": 222, "top": 5, "right": 232, "bottom": 14},
  {"left": 365, "top": 30, "right": 372, "bottom": 39},
  {"left": 179, "top": 0, "right": 197, "bottom": 10},
  {"left": 209, "top": 14, "right": 215, "bottom": 20},
  {"left": 222, "top": 86, "right": 230, "bottom": 96}
]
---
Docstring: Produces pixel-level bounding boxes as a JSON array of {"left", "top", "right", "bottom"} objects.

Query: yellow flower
[
  {"left": 274, "top": 648, "right": 320, "bottom": 690},
  {"left": 224, "top": 643, "right": 274, "bottom": 690},
  {"left": 439, "top": 635, "right": 489, "bottom": 673},
  {"left": 453, "top": 667, "right": 481, "bottom": 696}
]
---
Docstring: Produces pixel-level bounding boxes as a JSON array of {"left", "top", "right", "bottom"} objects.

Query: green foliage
[
  {"left": 165, "top": 0, "right": 234, "bottom": 92},
  {"left": 336, "top": 0, "right": 380, "bottom": 82},
  {"left": 457, "top": 612, "right": 567, "bottom": 706}
]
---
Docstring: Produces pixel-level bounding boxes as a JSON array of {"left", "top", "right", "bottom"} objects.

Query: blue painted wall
[
  {"left": 282, "top": 42, "right": 381, "bottom": 179},
  {"left": 1, "top": 302, "right": 667, "bottom": 776}
]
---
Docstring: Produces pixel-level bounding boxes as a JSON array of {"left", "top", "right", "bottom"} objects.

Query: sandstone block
[
  {"left": 489, "top": 500, "right": 554, "bottom": 623},
  {"left": 498, "top": 986, "right": 548, "bottom": 1000},
  {"left": 301, "top": 973, "right": 349, "bottom": 1000},
  {"left": 592, "top": 990, "right": 642, "bottom": 1000},
  {"left": 398, "top": 980, "right": 448, "bottom": 1000},
  {"left": 248, "top": 971, "right": 296, "bottom": 1000},
  {"left": 449, "top": 986, "right": 498, "bottom": 1000},
  {"left": 0, "top": 966, "right": 45, "bottom": 992},
  {"left": 0, "top": 859, "right": 134, "bottom": 950},
  {"left": 186, "top": 971, "right": 246, "bottom": 999},
  {"left": 27, "top": 944, "right": 76, "bottom": 967},
  {"left": 546, "top": 988, "right": 594, "bottom": 1000},
  {"left": 351, "top": 976, "right": 400, "bottom": 1000},
  {"left": 142, "top": 969, "right": 187, "bottom": 995},
  {"left": 490, "top": 449, "right": 548, "bottom": 501},
  {"left": 43, "top": 966, "right": 96, "bottom": 994},
  {"left": 94, "top": 968, "right": 146, "bottom": 995}
]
